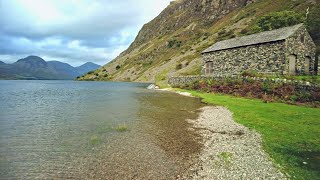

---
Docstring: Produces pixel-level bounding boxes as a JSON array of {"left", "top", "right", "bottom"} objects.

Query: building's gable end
[{"left": 284, "top": 26, "right": 316, "bottom": 74}]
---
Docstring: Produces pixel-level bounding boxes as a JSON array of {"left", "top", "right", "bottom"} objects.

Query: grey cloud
[{"left": 0, "top": 0, "right": 172, "bottom": 65}]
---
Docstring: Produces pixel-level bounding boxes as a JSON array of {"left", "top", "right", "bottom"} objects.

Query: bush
[
  {"left": 116, "top": 65, "right": 121, "bottom": 70},
  {"left": 255, "top": 11, "right": 305, "bottom": 32},
  {"left": 217, "top": 29, "right": 236, "bottom": 41},
  {"left": 87, "top": 70, "right": 95, "bottom": 74},
  {"left": 167, "top": 39, "right": 182, "bottom": 48},
  {"left": 175, "top": 63, "right": 183, "bottom": 70},
  {"left": 262, "top": 81, "right": 271, "bottom": 93},
  {"left": 241, "top": 70, "right": 257, "bottom": 77},
  {"left": 240, "top": 28, "right": 249, "bottom": 35},
  {"left": 306, "top": 5, "right": 320, "bottom": 47}
]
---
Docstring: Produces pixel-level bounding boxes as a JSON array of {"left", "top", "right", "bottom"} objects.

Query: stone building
[{"left": 202, "top": 24, "right": 317, "bottom": 76}]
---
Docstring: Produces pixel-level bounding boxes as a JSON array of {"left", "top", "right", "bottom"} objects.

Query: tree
[
  {"left": 306, "top": 5, "right": 320, "bottom": 47},
  {"left": 256, "top": 11, "right": 305, "bottom": 31}
]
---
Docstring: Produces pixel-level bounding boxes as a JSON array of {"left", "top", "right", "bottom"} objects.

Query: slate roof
[{"left": 202, "top": 23, "right": 304, "bottom": 53}]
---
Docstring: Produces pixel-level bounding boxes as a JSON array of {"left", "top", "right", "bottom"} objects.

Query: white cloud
[{"left": 0, "top": 0, "right": 172, "bottom": 66}]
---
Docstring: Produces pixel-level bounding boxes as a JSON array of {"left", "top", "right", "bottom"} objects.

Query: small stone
[{"left": 303, "top": 162, "right": 308, "bottom": 165}]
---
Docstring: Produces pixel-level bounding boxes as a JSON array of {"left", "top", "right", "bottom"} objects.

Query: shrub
[
  {"left": 306, "top": 5, "right": 320, "bottom": 48},
  {"left": 218, "top": 29, "right": 227, "bottom": 36},
  {"left": 255, "top": 11, "right": 305, "bottom": 32},
  {"left": 116, "top": 65, "right": 121, "bottom": 70},
  {"left": 87, "top": 70, "right": 94, "bottom": 74},
  {"left": 262, "top": 81, "right": 271, "bottom": 93},
  {"left": 167, "top": 39, "right": 182, "bottom": 48},
  {"left": 241, "top": 70, "right": 258, "bottom": 77},
  {"left": 176, "top": 63, "right": 183, "bottom": 70},
  {"left": 240, "top": 28, "right": 249, "bottom": 35}
]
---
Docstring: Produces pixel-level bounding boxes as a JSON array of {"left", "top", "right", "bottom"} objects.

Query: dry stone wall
[{"left": 168, "top": 75, "right": 319, "bottom": 90}]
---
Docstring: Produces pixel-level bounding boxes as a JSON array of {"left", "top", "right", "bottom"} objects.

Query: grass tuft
[
  {"left": 218, "top": 152, "right": 233, "bottom": 165},
  {"left": 114, "top": 124, "right": 129, "bottom": 132},
  {"left": 90, "top": 135, "right": 101, "bottom": 145}
]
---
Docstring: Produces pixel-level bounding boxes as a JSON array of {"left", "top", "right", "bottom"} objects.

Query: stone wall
[
  {"left": 202, "top": 41, "right": 287, "bottom": 76},
  {"left": 168, "top": 75, "right": 319, "bottom": 90},
  {"left": 286, "top": 26, "right": 316, "bottom": 74}
]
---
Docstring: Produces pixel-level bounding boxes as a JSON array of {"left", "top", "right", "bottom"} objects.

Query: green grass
[
  {"left": 176, "top": 88, "right": 320, "bottom": 179},
  {"left": 155, "top": 69, "right": 170, "bottom": 88},
  {"left": 113, "top": 124, "right": 129, "bottom": 132},
  {"left": 292, "top": 75, "right": 320, "bottom": 84},
  {"left": 218, "top": 152, "right": 233, "bottom": 165},
  {"left": 90, "top": 135, "right": 101, "bottom": 145}
]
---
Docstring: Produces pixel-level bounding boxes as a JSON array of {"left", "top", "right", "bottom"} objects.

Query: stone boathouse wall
[{"left": 202, "top": 41, "right": 287, "bottom": 76}]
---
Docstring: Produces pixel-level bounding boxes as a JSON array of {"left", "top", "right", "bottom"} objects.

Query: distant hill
[
  {"left": 0, "top": 56, "right": 100, "bottom": 80},
  {"left": 76, "top": 62, "right": 101, "bottom": 75},
  {"left": 47, "top": 61, "right": 80, "bottom": 78}
]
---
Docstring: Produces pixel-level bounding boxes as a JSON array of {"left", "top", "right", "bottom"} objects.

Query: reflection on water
[{"left": 0, "top": 80, "right": 204, "bottom": 179}]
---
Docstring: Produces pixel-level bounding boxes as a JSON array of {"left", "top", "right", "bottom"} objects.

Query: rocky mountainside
[
  {"left": 0, "top": 56, "right": 100, "bottom": 80},
  {"left": 78, "top": 0, "right": 319, "bottom": 85}
]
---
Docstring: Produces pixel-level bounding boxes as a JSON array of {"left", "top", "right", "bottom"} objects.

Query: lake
[{"left": 0, "top": 80, "right": 204, "bottom": 179}]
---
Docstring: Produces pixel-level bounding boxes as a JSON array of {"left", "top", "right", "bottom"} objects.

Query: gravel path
[{"left": 186, "top": 106, "right": 287, "bottom": 180}]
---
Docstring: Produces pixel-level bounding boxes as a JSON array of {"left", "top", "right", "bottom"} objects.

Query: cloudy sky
[{"left": 0, "top": 0, "right": 172, "bottom": 66}]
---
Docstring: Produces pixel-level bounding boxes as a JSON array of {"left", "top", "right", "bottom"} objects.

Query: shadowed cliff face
[{"left": 79, "top": 0, "right": 315, "bottom": 83}]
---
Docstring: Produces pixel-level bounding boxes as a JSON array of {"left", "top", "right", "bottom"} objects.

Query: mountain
[
  {"left": 47, "top": 61, "right": 79, "bottom": 78},
  {"left": 76, "top": 62, "right": 101, "bottom": 75},
  {"left": 0, "top": 61, "right": 5, "bottom": 65},
  {"left": 0, "top": 56, "right": 100, "bottom": 80},
  {"left": 78, "top": 0, "right": 319, "bottom": 85}
]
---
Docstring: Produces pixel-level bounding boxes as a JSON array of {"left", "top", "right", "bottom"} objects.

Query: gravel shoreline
[
  {"left": 163, "top": 90, "right": 287, "bottom": 179},
  {"left": 186, "top": 106, "right": 287, "bottom": 179}
]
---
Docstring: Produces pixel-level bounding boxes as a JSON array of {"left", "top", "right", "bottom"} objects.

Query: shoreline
[
  {"left": 158, "top": 88, "right": 286, "bottom": 179},
  {"left": 186, "top": 106, "right": 286, "bottom": 179}
]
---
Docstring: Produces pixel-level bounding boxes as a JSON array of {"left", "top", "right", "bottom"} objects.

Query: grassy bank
[{"left": 175, "top": 88, "right": 319, "bottom": 179}]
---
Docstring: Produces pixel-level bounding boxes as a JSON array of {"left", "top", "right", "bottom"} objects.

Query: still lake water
[{"left": 0, "top": 80, "right": 204, "bottom": 179}]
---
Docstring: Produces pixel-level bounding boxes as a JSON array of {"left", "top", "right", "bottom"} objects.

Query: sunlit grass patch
[
  {"left": 218, "top": 152, "right": 233, "bottom": 165},
  {"left": 113, "top": 124, "right": 129, "bottom": 132},
  {"left": 90, "top": 135, "right": 101, "bottom": 145}
]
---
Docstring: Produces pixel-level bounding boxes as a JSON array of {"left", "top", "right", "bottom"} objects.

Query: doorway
[
  {"left": 205, "top": 61, "right": 213, "bottom": 75},
  {"left": 305, "top": 56, "right": 311, "bottom": 74},
  {"left": 288, "top": 54, "right": 296, "bottom": 75}
]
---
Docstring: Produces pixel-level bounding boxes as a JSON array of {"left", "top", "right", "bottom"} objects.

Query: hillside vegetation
[{"left": 78, "top": 0, "right": 320, "bottom": 85}]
